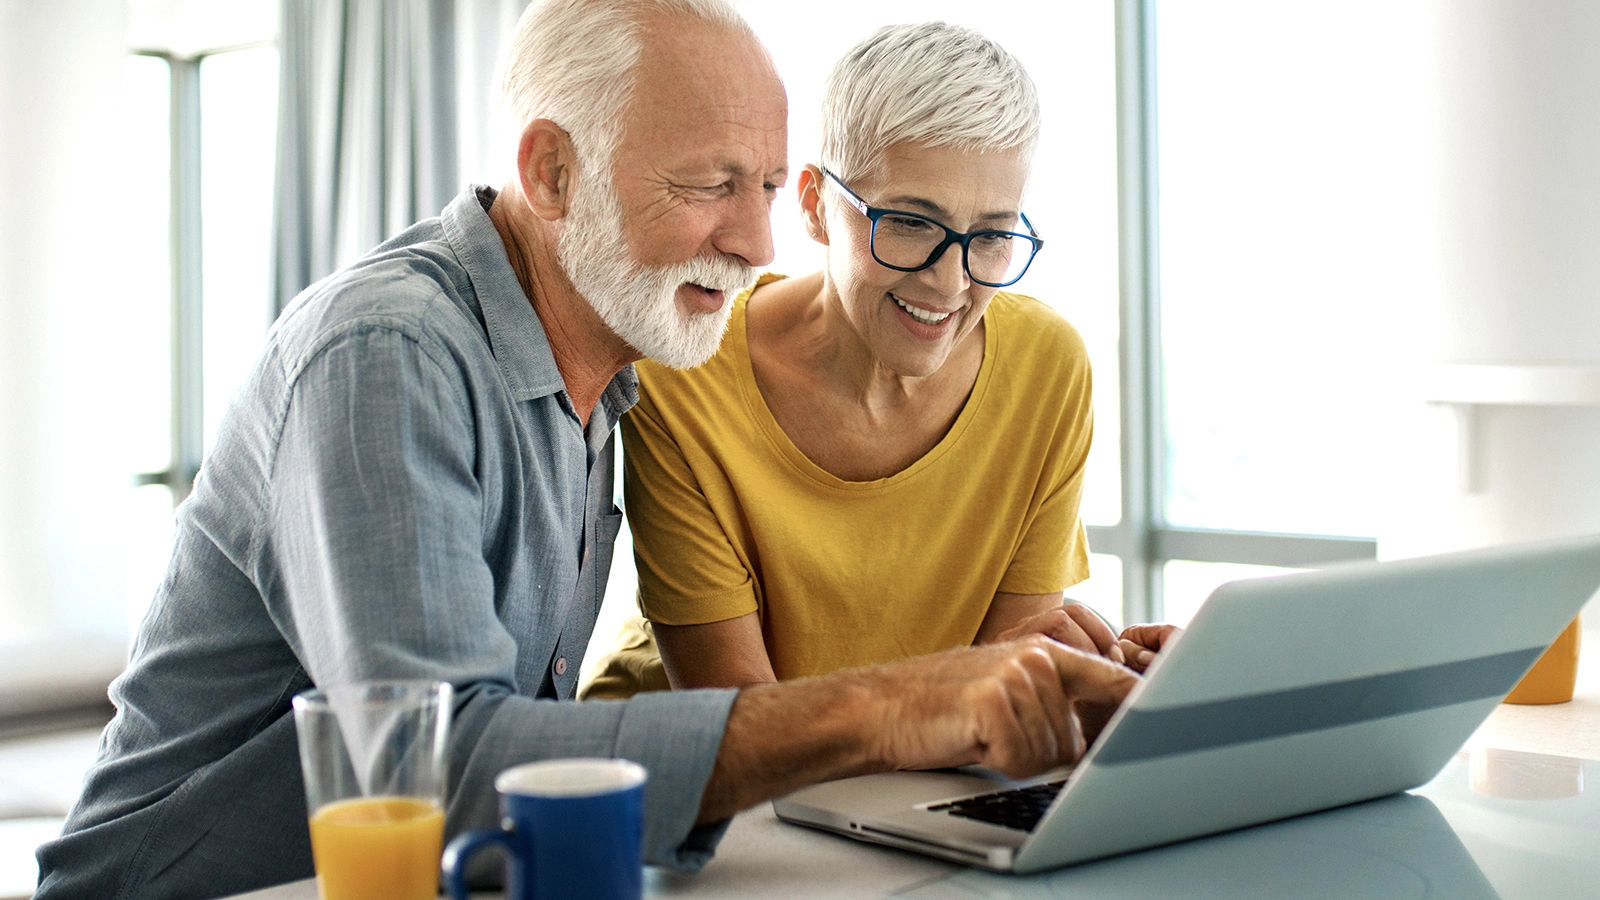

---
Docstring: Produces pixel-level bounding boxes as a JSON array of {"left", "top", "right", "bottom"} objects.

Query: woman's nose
[{"left": 919, "top": 241, "right": 970, "bottom": 296}]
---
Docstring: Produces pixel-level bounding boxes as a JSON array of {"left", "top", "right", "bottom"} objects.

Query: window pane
[
  {"left": 200, "top": 46, "right": 279, "bottom": 453},
  {"left": 111, "top": 55, "right": 177, "bottom": 632},
  {"left": 1066, "top": 553, "right": 1124, "bottom": 630},
  {"left": 125, "top": 485, "right": 177, "bottom": 631},
  {"left": 114, "top": 54, "right": 173, "bottom": 478},
  {"left": 1162, "top": 559, "right": 1306, "bottom": 627},
  {"left": 1155, "top": 1, "right": 1432, "bottom": 536},
  {"left": 744, "top": 2, "right": 1122, "bottom": 527}
]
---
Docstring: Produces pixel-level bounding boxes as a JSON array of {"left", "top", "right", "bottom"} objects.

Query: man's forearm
[{"left": 695, "top": 671, "right": 883, "bottom": 824}]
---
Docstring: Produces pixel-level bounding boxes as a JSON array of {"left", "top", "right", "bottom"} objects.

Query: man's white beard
[{"left": 557, "top": 164, "right": 757, "bottom": 370}]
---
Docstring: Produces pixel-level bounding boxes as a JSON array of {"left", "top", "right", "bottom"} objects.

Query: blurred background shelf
[{"left": 1425, "top": 364, "right": 1600, "bottom": 407}]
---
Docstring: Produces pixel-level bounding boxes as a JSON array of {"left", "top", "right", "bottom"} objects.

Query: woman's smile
[{"left": 890, "top": 292, "right": 958, "bottom": 331}]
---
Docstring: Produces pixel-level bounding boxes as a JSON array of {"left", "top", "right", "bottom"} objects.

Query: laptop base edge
[{"left": 772, "top": 799, "right": 1017, "bottom": 871}]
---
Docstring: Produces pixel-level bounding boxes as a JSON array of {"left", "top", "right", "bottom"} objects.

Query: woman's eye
[{"left": 880, "top": 214, "right": 936, "bottom": 234}]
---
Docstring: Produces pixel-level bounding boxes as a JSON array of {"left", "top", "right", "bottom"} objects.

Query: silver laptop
[{"left": 774, "top": 535, "right": 1600, "bottom": 874}]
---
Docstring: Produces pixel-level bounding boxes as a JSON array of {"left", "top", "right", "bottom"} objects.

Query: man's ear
[
  {"left": 516, "top": 119, "right": 574, "bottom": 221},
  {"left": 797, "top": 164, "right": 829, "bottom": 246}
]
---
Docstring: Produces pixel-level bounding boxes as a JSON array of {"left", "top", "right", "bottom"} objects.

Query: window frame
[{"left": 131, "top": 41, "right": 274, "bottom": 505}]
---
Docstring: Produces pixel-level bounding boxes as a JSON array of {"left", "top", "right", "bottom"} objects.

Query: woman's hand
[
  {"left": 1117, "top": 623, "right": 1182, "bottom": 673},
  {"left": 987, "top": 602, "right": 1125, "bottom": 666}
]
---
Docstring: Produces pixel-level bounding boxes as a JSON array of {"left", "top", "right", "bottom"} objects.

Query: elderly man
[{"left": 36, "top": 1, "right": 1135, "bottom": 897}]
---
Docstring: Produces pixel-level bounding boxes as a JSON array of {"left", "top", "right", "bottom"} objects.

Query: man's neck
[{"left": 487, "top": 190, "right": 641, "bottom": 428}]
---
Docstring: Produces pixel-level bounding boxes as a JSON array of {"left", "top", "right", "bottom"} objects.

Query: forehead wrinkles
[{"left": 624, "top": 16, "right": 784, "bottom": 143}]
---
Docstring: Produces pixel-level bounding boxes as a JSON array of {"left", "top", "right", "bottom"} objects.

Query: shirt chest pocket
[{"left": 588, "top": 505, "right": 625, "bottom": 614}]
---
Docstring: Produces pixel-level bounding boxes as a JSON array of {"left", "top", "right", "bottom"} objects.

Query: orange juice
[{"left": 309, "top": 796, "right": 444, "bottom": 900}]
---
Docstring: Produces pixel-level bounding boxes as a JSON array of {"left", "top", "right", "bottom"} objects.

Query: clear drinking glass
[{"left": 292, "top": 680, "right": 453, "bottom": 900}]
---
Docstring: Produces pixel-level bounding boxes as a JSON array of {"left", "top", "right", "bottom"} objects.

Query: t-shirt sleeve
[
  {"left": 622, "top": 389, "right": 760, "bottom": 625},
  {"left": 996, "top": 312, "right": 1095, "bottom": 595}
]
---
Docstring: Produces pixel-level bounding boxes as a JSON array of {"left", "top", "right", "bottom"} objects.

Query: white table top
[{"left": 231, "top": 625, "right": 1600, "bottom": 900}]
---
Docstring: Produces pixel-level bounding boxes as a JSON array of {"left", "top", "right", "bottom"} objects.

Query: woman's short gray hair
[
  {"left": 820, "top": 22, "right": 1040, "bottom": 183},
  {"left": 500, "top": 0, "right": 750, "bottom": 175}
]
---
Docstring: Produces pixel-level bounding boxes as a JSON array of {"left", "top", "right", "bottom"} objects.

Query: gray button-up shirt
[{"left": 36, "top": 186, "right": 736, "bottom": 900}]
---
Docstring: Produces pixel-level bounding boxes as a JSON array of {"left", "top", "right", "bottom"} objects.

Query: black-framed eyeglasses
[{"left": 821, "top": 166, "right": 1043, "bottom": 288}]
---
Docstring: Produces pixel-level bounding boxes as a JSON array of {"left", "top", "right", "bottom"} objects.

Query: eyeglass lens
[{"left": 871, "top": 213, "right": 1034, "bottom": 286}]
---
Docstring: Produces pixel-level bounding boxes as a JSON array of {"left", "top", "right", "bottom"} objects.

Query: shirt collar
[{"left": 442, "top": 185, "right": 638, "bottom": 424}]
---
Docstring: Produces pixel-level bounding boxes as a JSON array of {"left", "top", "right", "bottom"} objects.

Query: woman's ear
[
  {"left": 797, "top": 164, "right": 829, "bottom": 246},
  {"left": 516, "top": 119, "right": 575, "bottom": 221}
]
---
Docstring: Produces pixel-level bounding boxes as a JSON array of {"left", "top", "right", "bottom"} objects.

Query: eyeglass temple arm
[{"left": 820, "top": 166, "right": 871, "bottom": 216}]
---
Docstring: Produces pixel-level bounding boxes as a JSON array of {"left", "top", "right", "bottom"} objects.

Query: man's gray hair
[
  {"left": 819, "top": 22, "right": 1040, "bottom": 183},
  {"left": 500, "top": 0, "right": 751, "bottom": 175}
]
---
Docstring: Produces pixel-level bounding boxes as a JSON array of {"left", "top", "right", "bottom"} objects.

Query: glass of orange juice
[{"left": 293, "top": 680, "right": 453, "bottom": 900}]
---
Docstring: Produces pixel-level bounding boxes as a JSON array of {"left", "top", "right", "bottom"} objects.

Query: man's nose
[
  {"left": 919, "top": 240, "right": 969, "bottom": 296},
  {"left": 713, "top": 186, "right": 777, "bottom": 268}
]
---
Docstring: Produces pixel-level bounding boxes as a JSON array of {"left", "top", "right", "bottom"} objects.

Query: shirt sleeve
[
  {"left": 267, "top": 323, "right": 734, "bottom": 871},
  {"left": 996, "top": 314, "right": 1095, "bottom": 595},
  {"left": 621, "top": 390, "right": 760, "bottom": 626}
]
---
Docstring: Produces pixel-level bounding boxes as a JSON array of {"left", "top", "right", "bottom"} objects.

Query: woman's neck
[{"left": 745, "top": 272, "right": 986, "bottom": 481}]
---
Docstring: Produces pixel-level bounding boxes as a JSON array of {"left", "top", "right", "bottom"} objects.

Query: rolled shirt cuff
[
  {"left": 615, "top": 687, "right": 739, "bottom": 869},
  {"left": 448, "top": 686, "right": 738, "bottom": 878}
]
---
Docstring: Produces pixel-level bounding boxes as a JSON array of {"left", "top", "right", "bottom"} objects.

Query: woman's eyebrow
[
  {"left": 880, "top": 194, "right": 948, "bottom": 217},
  {"left": 879, "top": 193, "right": 1020, "bottom": 225}
]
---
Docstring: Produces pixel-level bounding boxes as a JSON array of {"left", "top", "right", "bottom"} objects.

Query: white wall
[
  {"left": 1389, "top": 0, "right": 1600, "bottom": 560},
  {"left": 0, "top": 0, "right": 136, "bottom": 640}
]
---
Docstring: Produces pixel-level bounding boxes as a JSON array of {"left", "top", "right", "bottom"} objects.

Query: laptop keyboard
[{"left": 927, "top": 779, "right": 1067, "bottom": 832}]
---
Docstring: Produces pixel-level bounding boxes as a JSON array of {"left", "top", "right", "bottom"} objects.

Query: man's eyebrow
[{"left": 677, "top": 162, "right": 788, "bottom": 184}]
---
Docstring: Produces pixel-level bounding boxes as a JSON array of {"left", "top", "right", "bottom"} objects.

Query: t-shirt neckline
[{"left": 733, "top": 273, "right": 999, "bottom": 491}]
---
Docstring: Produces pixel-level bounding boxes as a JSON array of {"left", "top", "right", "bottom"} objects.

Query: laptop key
[{"left": 927, "top": 779, "right": 1067, "bottom": 832}]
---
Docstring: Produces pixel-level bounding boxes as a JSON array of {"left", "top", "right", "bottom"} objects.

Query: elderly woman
[{"left": 586, "top": 21, "right": 1171, "bottom": 697}]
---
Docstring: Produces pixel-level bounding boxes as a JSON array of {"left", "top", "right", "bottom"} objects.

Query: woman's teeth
[{"left": 893, "top": 295, "right": 952, "bottom": 326}]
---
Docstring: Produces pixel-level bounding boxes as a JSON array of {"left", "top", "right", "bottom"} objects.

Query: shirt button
[{"left": 554, "top": 657, "right": 568, "bottom": 676}]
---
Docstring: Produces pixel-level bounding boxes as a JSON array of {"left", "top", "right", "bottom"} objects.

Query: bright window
[
  {"left": 113, "top": 54, "right": 179, "bottom": 633},
  {"left": 200, "top": 46, "right": 280, "bottom": 452},
  {"left": 118, "top": 45, "right": 280, "bottom": 630},
  {"left": 1155, "top": 0, "right": 1433, "bottom": 539}
]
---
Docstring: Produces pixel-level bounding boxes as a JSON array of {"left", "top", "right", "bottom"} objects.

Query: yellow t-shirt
[{"left": 588, "top": 278, "right": 1092, "bottom": 693}]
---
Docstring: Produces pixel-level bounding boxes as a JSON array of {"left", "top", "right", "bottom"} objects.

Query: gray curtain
[{"left": 272, "top": 0, "right": 468, "bottom": 314}]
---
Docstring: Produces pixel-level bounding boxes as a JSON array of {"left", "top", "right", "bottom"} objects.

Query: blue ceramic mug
[{"left": 443, "top": 758, "right": 647, "bottom": 900}]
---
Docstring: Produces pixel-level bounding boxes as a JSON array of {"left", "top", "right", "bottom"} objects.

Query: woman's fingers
[
  {"left": 1118, "top": 639, "right": 1155, "bottom": 672},
  {"left": 1117, "top": 624, "right": 1182, "bottom": 672},
  {"left": 1062, "top": 604, "right": 1123, "bottom": 663},
  {"left": 996, "top": 606, "right": 1126, "bottom": 665}
]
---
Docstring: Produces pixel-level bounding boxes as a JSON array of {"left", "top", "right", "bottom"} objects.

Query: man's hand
[
  {"left": 865, "top": 635, "right": 1139, "bottom": 778},
  {"left": 696, "top": 635, "right": 1139, "bottom": 824},
  {"left": 988, "top": 603, "right": 1125, "bottom": 666},
  {"left": 1118, "top": 623, "right": 1182, "bottom": 673}
]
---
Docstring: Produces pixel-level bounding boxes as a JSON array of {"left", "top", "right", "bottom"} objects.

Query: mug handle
[{"left": 442, "top": 828, "right": 517, "bottom": 900}]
